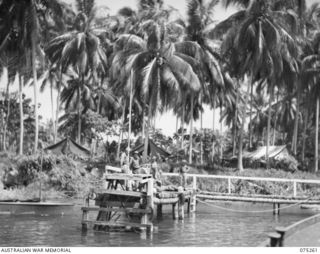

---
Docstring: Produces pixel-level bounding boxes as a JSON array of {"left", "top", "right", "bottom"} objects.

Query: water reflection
[{"left": 0, "top": 203, "right": 316, "bottom": 247}]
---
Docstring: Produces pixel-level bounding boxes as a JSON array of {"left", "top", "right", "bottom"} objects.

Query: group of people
[
  {"left": 120, "top": 150, "right": 162, "bottom": 183},
  {"left": 119, "top": 149, "right": 191, "bottom": 190}
]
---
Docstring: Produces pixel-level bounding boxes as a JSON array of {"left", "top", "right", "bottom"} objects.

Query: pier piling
[{"left": 172, "top": 203, "right": 178, "bottom": 220}]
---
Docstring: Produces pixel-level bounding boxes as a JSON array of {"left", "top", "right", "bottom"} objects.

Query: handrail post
[
  {"left": 143, "top": 178, "right": 154, "bottom": 234},
  {"left": 82, "top": 196, "right": 89, "bottom": 232},
  {"left": 228, "top": 178, "right": 231, "bottom": 194},
  {"left": 293, "top": 181, "right": 297, "bottom": 197},
  {"left": 191, "top": 175, "right": 197, "bottom": 212}
]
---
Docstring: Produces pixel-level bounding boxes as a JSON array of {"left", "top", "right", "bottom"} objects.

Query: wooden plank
[
  {"left": 0, "top": 202, "right": 74, "bottom": 206},
  {"left": 199, "top": 191, "right": 311, "bottom": 200},
  {"left": 95, "top": 201, "right": 138, "bottom": 208},
  {"left": 105, "top": 174, "right": 152, "bottom": 181},
  {"left": 153, "top": 198, "right": 179, "bottom": 204},
  {"left": 96, "top": 189, "right": 146, "bottom": 198},
  {"left": 162, "top": 173, "right": 320, "bottom": 185},
  {"left": 105, "top": 165, "right": 122, "bottom": 173},
  {"left": 81, "top": 206, "right": 152, "bottom": 214},
  {"left": 197, "top": 194, "right": 320, "bottom": 204},
  {"left": 82, "top": 220, "right": 152, "bottom": 228}
]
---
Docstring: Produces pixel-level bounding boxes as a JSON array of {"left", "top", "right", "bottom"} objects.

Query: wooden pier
[
  {"left": 162, "top": 173, "right": 320, "bottom": 215},
  {"left": 81, "top": 171, "right": 320, "bottom": 233},
  {"left": 81, "top": 173, "right": 195, "bottom": 233}
]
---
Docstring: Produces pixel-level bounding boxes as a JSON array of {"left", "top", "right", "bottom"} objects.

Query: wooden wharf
[
  {"left": 81, "top": 172, "right": 195, "bottom": 233},
  {"left": 81, "top": 170, "right": 320, "bottom": 233},
  {"left": 162, "top": 173, "right": 320, "bottom": 215}
]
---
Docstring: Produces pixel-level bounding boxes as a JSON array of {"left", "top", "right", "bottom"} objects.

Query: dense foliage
[{"left": 1, "top": 0, "right": 320, "bottom": 176}]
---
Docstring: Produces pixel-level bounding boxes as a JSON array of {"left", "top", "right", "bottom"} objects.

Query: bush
[{"left": 0, "top": 153, "right": 96, "bottom": 199}]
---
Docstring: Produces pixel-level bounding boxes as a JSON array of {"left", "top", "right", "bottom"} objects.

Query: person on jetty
[
  {"left": 120, "top": 149, "right": 131, "bottom": 174},
  {"left": 120, "top": 149, "right": 128, "bottom": 167},
  {"left": 130, "top": 151, "right": 143, "bottom": 174},
  {"left": 150, "top": 156, "right": 162, "bottom": 186},
  {"left": 179, "top": 160, "right": 189, "bottom": 189}
]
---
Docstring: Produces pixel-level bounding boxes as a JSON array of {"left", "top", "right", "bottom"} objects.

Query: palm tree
[
  {"left": 0, "top": 0, "right": 64, "bottom": 153},
  {"left": 214, "top": 0, "right": 299, "bottom": 170},
  {"left": 39, "top": 64, "right": 65, "bottom": 143},
  {"left": 174, "top": 0, "right": 229, "bottom": 164},
  {"left": 59, "top": 72, "right": 96, "bottom": 142},
  {"left": 46, "top": 0, "right": 108, "bottom": 143},
  {"left": 111, "top": 20, "right": 201, "bottom": 162},
  {"left": 300, "top": 35, "right": 320, "bottom": 172}
]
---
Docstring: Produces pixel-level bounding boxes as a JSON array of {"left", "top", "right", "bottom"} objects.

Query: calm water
[{"left": 0, "top": 201, "right": 316, "bottom": 247}]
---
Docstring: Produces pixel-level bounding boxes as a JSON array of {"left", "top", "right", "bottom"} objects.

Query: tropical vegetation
[{"left": 1, "top": 0, "right": 320, "bottom": 178}]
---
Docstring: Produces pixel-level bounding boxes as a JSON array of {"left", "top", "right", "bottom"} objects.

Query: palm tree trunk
[
  {"left": 175, "top": 115, "right": 178, "bottom": 135},
  {"left": 249, "top": 83, "right": 253, "bottom": 149},
  {"left": 19, "top": 74, "right": 24, "bottom": 155},
  {"left": 292, "top": 83, "right": 300, "bottom": 155},
  {"left": 272, "top": 120, "right": 277, "bottom": 146},
  {"left": 31, "top": 35, "right": 39, "bottom": 153},
  {"left": 238, "top": 81, "right": 251, "bottom": 172},
  {"left": 272, "top": 91, "right": 279, "bottom": 146},
  {"left": 200, "top": 102, "right": 203, "bottom": 165},
  {"left": 3, "top": 69, "right": 9, "bottom": 151},
  {"left": 233, "top": 85, "right": 239, "bottom": 156},
  {"left": 153, "top": 115, "right": 156, "bottom": 137},
  {"left": 211, "top": 98, "right": 216, "bottom": 161},
  {"left": 128, "top": 71, "right": 134, "bottom": 164},
  {"left": 54, "top": 73, "right": 61, "bottom": 143},
  {"left": 117, "top": 104, "right": 126, "bottom": 161},
  {"left": 143, "top": 97, "right": 152, "bottom": 162},
  {"left": 189, "top": 94, "right": 194, "bottom": 164},
  {"left": 97, "top": 78, "right": 102, "bottom": 114},
  {"left": 266, "top": 86, "right": 274, "bottom": 169},
  {"left": 302, "top": 109, "right": 308, "bottom": 163},
  {"left": 142, "top": 101, "right": 145, "bottom": 139},
  {"left": 315, "top": 97, "right": 319, "bottom": 172},
  {"left": 181, "top": 97, "right": 185, "bottom": 150},
  {"left": 220, "top": 106, "right": 223, "bottom": 161},
  {"left": 49, "top": 83, "right": 54, "bottom": 142},
  {"left": 77, "top": 85, "right": 82, "bottom": 143}
]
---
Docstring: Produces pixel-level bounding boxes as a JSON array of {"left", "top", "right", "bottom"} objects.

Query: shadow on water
[{"left": 0, "top": 202, "right": 316, "bottom": 247}]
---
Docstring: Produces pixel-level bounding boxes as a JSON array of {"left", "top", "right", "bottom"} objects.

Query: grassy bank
[
  {"left": 0, "top": 152, "right": 105, "bottom": 201},
  {"left": 2, "top": 152, "right": 320, "bottom": 201}
]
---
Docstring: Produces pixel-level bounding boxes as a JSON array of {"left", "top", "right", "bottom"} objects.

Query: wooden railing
[{"left": 162, "top": 173, "right": 320, "bottom": 197}]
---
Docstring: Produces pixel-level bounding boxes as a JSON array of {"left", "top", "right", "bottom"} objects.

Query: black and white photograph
[{"left": 0, "top": 0, "right": 320, "bottom": 250}]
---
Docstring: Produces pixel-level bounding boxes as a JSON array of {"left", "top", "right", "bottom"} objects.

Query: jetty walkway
[
  {"left": 163, "top": 173, "right": 320, "bottom": 214},
  {"left": 81, "top": 169, "right": 320, "bottom": 234}
]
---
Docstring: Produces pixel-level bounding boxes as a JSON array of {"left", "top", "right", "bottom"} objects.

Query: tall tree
[
  {"left": 111, "top": 20, "right": 201, "bottom": 162},
  {"left": 0, "top": 0, "right": 64, "bottom": 153},
  {"left": 46, "top": 0, "right": 108, "bottom": 143},
  {"left": 214, "top": 0, "right": 299, "bottom": 170}
]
